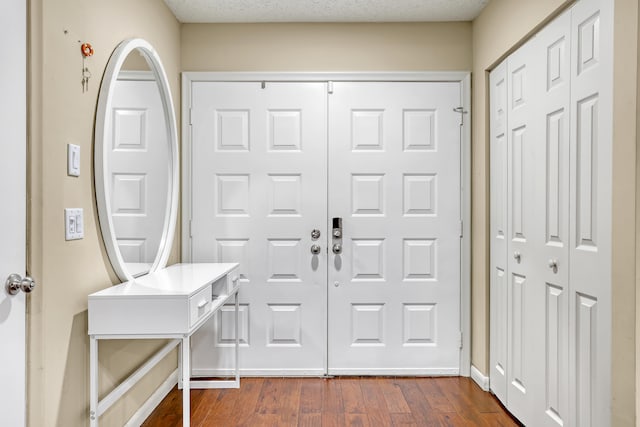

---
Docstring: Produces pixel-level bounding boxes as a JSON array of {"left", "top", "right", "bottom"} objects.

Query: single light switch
[
  {"left": 65, "top": 208, "right": 84, "bottom": 240},
  {"left": 68, "top": 144, "right": 80, "bottom": 177}
]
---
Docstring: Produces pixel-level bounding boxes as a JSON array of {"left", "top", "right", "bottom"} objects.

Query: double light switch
[{"left": 65, "top": 208, "right": 84, "bottom": 240}]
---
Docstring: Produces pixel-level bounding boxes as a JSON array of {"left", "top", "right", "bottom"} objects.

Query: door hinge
[
  {"left": 189, "top": 107, "right": 193, "bottom": 126},
  {"left": 328, "top": 81, "right": 334, "bottom": 94},
  {"left": 458, "top": 331, "right": 463, "bottom": 349},
  {"left": 459, "top": 220, "right": 463, "bottom": 238},
  {"left": 189, "top": 219, "right": 193, "bottom": 238}
]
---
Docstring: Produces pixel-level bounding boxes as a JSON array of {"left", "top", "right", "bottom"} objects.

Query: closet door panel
[
  {"left": 505, "top": 35, "right": 546, "bottom": 425},
  {"left": 569, "top": 0, "right": 612, "bottom": 425},
  {"left": 538, "top": 11, "right": 571, "bottom": 427},
  {"left": 489, "top": 60, "right": 508, "bottom": 404}
]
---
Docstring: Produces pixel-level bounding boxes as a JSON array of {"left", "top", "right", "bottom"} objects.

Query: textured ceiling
[{"left": 163, "top": 0, "right": 489, "bottom": 23}]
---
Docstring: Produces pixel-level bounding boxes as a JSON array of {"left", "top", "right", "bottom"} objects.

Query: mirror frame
[{"left": 95, "top": 38, "right": 179, "bottom": 282}]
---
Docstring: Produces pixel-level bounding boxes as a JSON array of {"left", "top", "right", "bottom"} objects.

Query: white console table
[{"left": 88, "top": 263, "right": 240, "bottom": 427}]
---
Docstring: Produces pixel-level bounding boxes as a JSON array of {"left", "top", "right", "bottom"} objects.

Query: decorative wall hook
[{"left": 79, "top": 42, "right": 94, "bottom": 93}]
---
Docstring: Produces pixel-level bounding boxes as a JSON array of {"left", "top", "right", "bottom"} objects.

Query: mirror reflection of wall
[{"left": 105, "top": 49, "right": 169, "bottom": 277}]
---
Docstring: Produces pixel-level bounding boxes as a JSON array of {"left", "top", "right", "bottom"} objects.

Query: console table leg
[
  {"left": 234, "top": 292, "right": 240, "bottom": 386},
  {"left": 182, "top": 336, "right": 190, "bottom": 427},
  {"left": 89, "top": 336, "right": 98, "bottom": 427}
]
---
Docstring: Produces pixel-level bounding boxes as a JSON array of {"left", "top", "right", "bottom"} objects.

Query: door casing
[{"left": 181, "top": 72, "right": 472, "bottom": 376}]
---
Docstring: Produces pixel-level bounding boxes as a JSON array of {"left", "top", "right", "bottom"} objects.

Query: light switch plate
[
  {"left": 65, "top": 208, "right": 84, "bottom": 240},
  {"left": 67, "top": 144, "right": 80, "bottom": 177}
]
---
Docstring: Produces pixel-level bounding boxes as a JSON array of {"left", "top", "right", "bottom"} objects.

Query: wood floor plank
[
  {"left": 298, "top": 412, "right": 322, "bottom": 427},
  {"left": 479, "top": 412, "right": 523, "bottom": 426},
  {"left": 416, "top": 377, "right": 457, "bottom": 413},
  {"left": 196, "top": 388, "right": 234, "bottom": 426},
  {"left": 435, "top": 378, "right": 491, "bottom": 425},
  {"left": 395, "top": 378, "right": 442, "bottom": 426},
  {"left": 300, "top": 378, "right": 324, "bottom": 414},
  {"left": 438, "top": 412, "right": 473, "bottom": 427},
  {"left": 344, "top": 413, "right": 371, "bottom": 426},
  {"left": 340, "top": 379, "right": 366, "bottom": 414},
  {"left": 379, "top": 380, "right": 411, "bottom": 414},
  {"left": 321, "top": 412, "right": 343, "bottom": 427},
  {"left": 390, "top": 412, "right": 418, "bottom": 426},
  {"left": 227, "top": 377, "right": 264, "bottom": 425},
  {"left": 143, "top": 377, "right": 517, "bottom": 427},
  {"left": 322, "top": 378, "right": 344, "bottom": 415},
  {"left": 360, "top": 378, "right": 393, "bottom": 426}
]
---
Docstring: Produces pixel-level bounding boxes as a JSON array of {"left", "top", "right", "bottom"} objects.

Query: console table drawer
[{"left": 189, "top": 285, "right": 212, "bottom": 327}]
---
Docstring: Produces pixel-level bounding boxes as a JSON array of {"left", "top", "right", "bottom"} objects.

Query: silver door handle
[
  {"left": 311, "top": 244, "right": 321, "bottom": 255},
  {"left": 332, "top": 243, "right": 342, "bottom": 254},
  {"left": 5, "top": 273, "right": 36, "bottom": 295},
  {"left": 548, "top": 259, "right": 558, "bottom": 272},
  {"left": 513, "top": 251, "right": 521, "bottom": 263}
]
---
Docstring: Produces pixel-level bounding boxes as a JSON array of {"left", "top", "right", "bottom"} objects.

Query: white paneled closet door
[
  {"left": 505, "top": 34, "right": 546, "bottom": 425},
  {"left": 489, "top": 60, "right": 508, "bottom": 406},
  {"left": 537, "top": 11, "right": 571, "bottom": 427},
  {"left": 489, "top": 0, "right": 612, "bottom": 425},
  {"left": 568, "top": 0, "right": 612, "bottom": 425}
]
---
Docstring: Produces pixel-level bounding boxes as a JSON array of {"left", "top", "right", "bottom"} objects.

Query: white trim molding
[{"left": 471, "top": 365, "right": 490, "bottom": 391}]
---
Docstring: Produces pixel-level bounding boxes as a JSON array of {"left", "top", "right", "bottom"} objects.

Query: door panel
[
  {"left": 538, "top": 11, "right": 571, "bottom": 427},
  {"left": 489, "top": 60, "right": 508, "bottom": 402},
  {"left": 569, "top": 1, "right": 611, "bottom": 425},
  {"left": 505, "top": 34, "right": 546, "bottom": 425},
  {"left": 190, "top": 82, "right": 328, "bottom": 374},
  {"left": 327, "top": 82, "right": 461, "bottom": 374},
  {"left": 0, "top": 0, "right": 27, "bottom": 425}
]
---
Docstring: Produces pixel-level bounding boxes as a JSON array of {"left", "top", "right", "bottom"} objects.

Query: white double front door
[{"left": 189, "top": 79, "right": 462, "bottom": 375}]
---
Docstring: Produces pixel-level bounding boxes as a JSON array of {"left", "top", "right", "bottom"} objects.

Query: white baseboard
[
  {"left": 470, "top": 365, "right": 490, "bottom": 391},
  {"left": 125, "top": 369, "right": 178, "bottom": 427}
]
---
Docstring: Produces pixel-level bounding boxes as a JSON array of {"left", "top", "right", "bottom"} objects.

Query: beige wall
[
  {"left": 471, "top": 0, "right": 574, "bottom": 375},
  {"left": 27, "top": 0, "right": 181, "bottom": 425},
  {"left": 182, "top": 23, "right": 472, "bottom": 71}
]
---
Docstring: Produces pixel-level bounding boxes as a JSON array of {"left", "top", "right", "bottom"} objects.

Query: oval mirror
[{"left": 95, "top": 38, "right": 179, "bottom": 281}]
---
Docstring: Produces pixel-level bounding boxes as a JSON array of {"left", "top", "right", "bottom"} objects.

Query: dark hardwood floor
[{"left": 142, "top": 377, "right": 521, "bottom": 426}]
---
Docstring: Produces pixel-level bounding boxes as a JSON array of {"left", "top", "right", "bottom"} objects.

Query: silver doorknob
[
  {"left": 310, "top": 244, "right": 321, "bottom": 255},
  {"left": 5, "top": 273, "right": 36, "bottom": 296},
  {"left": 332, "top": 243, "right": 342, "bottom": 254},
  {"left": 548, "top": 259, "right": 558, "bottom": 272},
  {"left": 513, "top": 251, "right": 521, "bottom": 263}
]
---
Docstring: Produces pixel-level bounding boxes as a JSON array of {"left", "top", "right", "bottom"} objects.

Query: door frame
[{"left": 181, "top": 72, "right": 471, "bottom": 376}]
